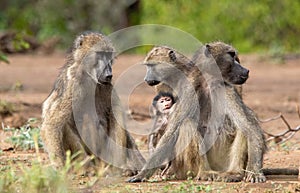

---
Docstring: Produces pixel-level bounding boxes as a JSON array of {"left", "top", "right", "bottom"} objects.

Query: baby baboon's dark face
[{"left": 156, "top": 96, "right": 173, "bottom": 113}]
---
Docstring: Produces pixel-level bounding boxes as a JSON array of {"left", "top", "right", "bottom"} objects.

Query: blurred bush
[
  {"left": 0, "top": 51, "right": 9, "bottom": 63},
  {"left": 0, "top": 0, "right": 140, "bottom": 49},
  {"left": 0, "top": 0, "right": 299, "bottom": 53},
  {"left": 141, "top": 0, "right": 300, "bottom": 53}
]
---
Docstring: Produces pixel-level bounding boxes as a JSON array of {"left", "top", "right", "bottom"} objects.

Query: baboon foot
[
  {"left": 126, "top": 169, "right": 154, "bottom": 183},
  {"left": 196, "top": 171, "right": 219, "bottom": 181},
  {"left": 196, "top": 171, "right": 243, "bottom": 182},
  {"left": 218, "top": 172, "right": 243, "bottom": 182},
  {"left": 244, "top": 171, "right": 266, "bottom": 183}
]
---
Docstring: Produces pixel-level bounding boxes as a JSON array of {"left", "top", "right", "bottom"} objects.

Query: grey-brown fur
[
  {"left": 128, "top": 43, "right": 266, "bottom": 183},
  {"left": 128, "top": 46, "right": 214, "bottom": 182},
  {"left": 199, "top": 42, "right": 265, "bottom": 182},
  {"left": 41, "top": 31, "right": 145, "bottom": 174}
]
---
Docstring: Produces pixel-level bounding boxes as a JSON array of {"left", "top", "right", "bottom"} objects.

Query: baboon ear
[
  {"left": 204, "top": 44, "right": 212, "bottom": 57},
  {"left": 168, "top": 50, "right": 177, "bottom": 62}
]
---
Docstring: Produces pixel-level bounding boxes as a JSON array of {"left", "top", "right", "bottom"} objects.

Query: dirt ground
[{"left": 0, "top": 52, "right": 299, "bottom": 192}]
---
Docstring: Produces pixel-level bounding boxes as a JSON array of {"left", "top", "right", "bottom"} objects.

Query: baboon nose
[
  {"left": 146, "top": 80, "right": 160, "bottom": 86},
  {"left": 246, "top": 69, "right": 249, "bottom": 76},
  {"left": 243, "top": 69, "right": 249, "bottom": 79},
  {"left": 106, "top": 75, "right": 112, "bottom": 81}
]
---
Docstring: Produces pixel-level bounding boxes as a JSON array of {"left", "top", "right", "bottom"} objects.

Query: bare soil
[{"left": 0, "top": 52, "right": 299, "bottom": 192}]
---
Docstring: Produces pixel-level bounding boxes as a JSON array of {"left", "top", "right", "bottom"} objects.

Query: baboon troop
[
  {"left": 128, "top": 43, "right": 266, "bottom": 183},
  {"left": 40, "top": 31, "right": 145, "bottom": 175},
  {"left": 41, "top": 31, "right": 289, "bottom": 183}
]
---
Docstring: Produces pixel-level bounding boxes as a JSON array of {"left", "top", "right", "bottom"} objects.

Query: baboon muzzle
[
  {"left": 105, "top": 75, "right": 112, "bottom": 82},
  {"left": 233, "top": 63, "right": 249, "bottom": 84},
  {"left": 237, "top": 69, "right": 249, "bottom": 84}
]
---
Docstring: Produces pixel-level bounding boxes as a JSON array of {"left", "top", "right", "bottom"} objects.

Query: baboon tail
[{"left": 262, "top": 168, "right": 298, "bottom": 176}]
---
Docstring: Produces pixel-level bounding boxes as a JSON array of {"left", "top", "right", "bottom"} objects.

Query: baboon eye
[
  {"left": 168, "top": 50, "right": 176, "bottom": 62},
  {"left": 75, "top": 39, "right": 83, "bottom": 48},
  {"left": 228, "top": 51, "right": 235, "bottom": 58},
  {"left": 79, "top": 40, "right": 83, "bottom": 46}
]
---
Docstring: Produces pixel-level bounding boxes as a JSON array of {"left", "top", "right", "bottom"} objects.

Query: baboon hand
[
  {"left": 126, "top": 175, "right": 145, "bottom": 183},
  {"left": 244, "top": 172, "right": 266, "bottom": 183}
]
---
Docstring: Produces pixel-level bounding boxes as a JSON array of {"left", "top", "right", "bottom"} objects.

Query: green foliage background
[
  {"left": 0, "top": 0, "right": 136, "bottom": 47},
  {"left": 0, "top": 0, "right": 299, "bottom": 53},
  {"left": 140, "top": 0, "right": 300, "bottom": 53}
]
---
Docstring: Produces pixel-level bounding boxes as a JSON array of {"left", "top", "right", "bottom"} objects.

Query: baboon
[
  {"left": 147, "top": 92, "right": 176, "bottom": 177},
  {"left": 148, "top": 92, "right": 176, "bottom": 154},
  {"left": 41, "top": 31, "right": 145, "bottom": 174},
  {"left": 128, "top": 43, "right": 266, "bottom": 183},
  {"left": 128, "top": 45, "right": 217, "bottom": 182},
  {"left": 195, "top": 42, "right": 265, "bottom": 182}
]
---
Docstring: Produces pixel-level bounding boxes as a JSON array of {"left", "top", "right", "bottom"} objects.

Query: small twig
[
  {"left": 265, "top": 125, "right": 300, "bottom": 143},
  {"left": 279, "top": 130, "right": 297, "bottom": 144},
  {"left": 280, "top": 114, "right": 292, "bottom": 130},
  {"left": 264, "top": 130, "right": 276, "bottom": 138},
  {"left": 259, "top": 113, "right": 281, "bottom": 123},
  {"left": 262, "top": 112, "right": 300, "bottom": 144}
]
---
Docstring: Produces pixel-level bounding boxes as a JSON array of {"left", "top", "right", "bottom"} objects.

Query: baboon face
[
  {"left": 74, "top": 32, "right": 114, "bottom": 84},
  {"left": 156, "top": 96, "right": 173, "bottom": 113},
  {"left": 83, "top": 51, "right": 113, "bottom": 84},
  {"left": 206, "top": 42, "right": 249, "bottom": 85},
  {"left": 144, "top": 60, "right": 186, "bottom": 87},
  {"left": 144, "top": 46, "right": 192, "bottom": 86},
  {"left": 144, "top": 62, "right": 171, "bottom": 86}
]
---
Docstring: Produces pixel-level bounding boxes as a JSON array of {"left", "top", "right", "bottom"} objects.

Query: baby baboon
[
  {"left": 41, "top": 31, "right": 145, "bottom": 174},
  {"left": 128, "top": 43, "right": 266, "bottom": 183},
  {"left": 148, "top": 92, "right": 176, "bottom": 154}
]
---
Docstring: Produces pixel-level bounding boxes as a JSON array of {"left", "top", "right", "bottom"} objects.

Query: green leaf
[{"left": 0, "top": 53, "right": 9, "bottom": 64}]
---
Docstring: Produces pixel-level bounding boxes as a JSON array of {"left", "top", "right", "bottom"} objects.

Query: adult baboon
[
  {"left": 128, "top": 45, "right": 217, "bottom": 182},
  {"left": 195, "top": 42, "right": 265, "bottom": 182},
  {"left": 128, "top": 43, "right": 266, "bottom": 183},
  {"left": 41, "top": 31, "right": 145, "bottom": 174}
]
